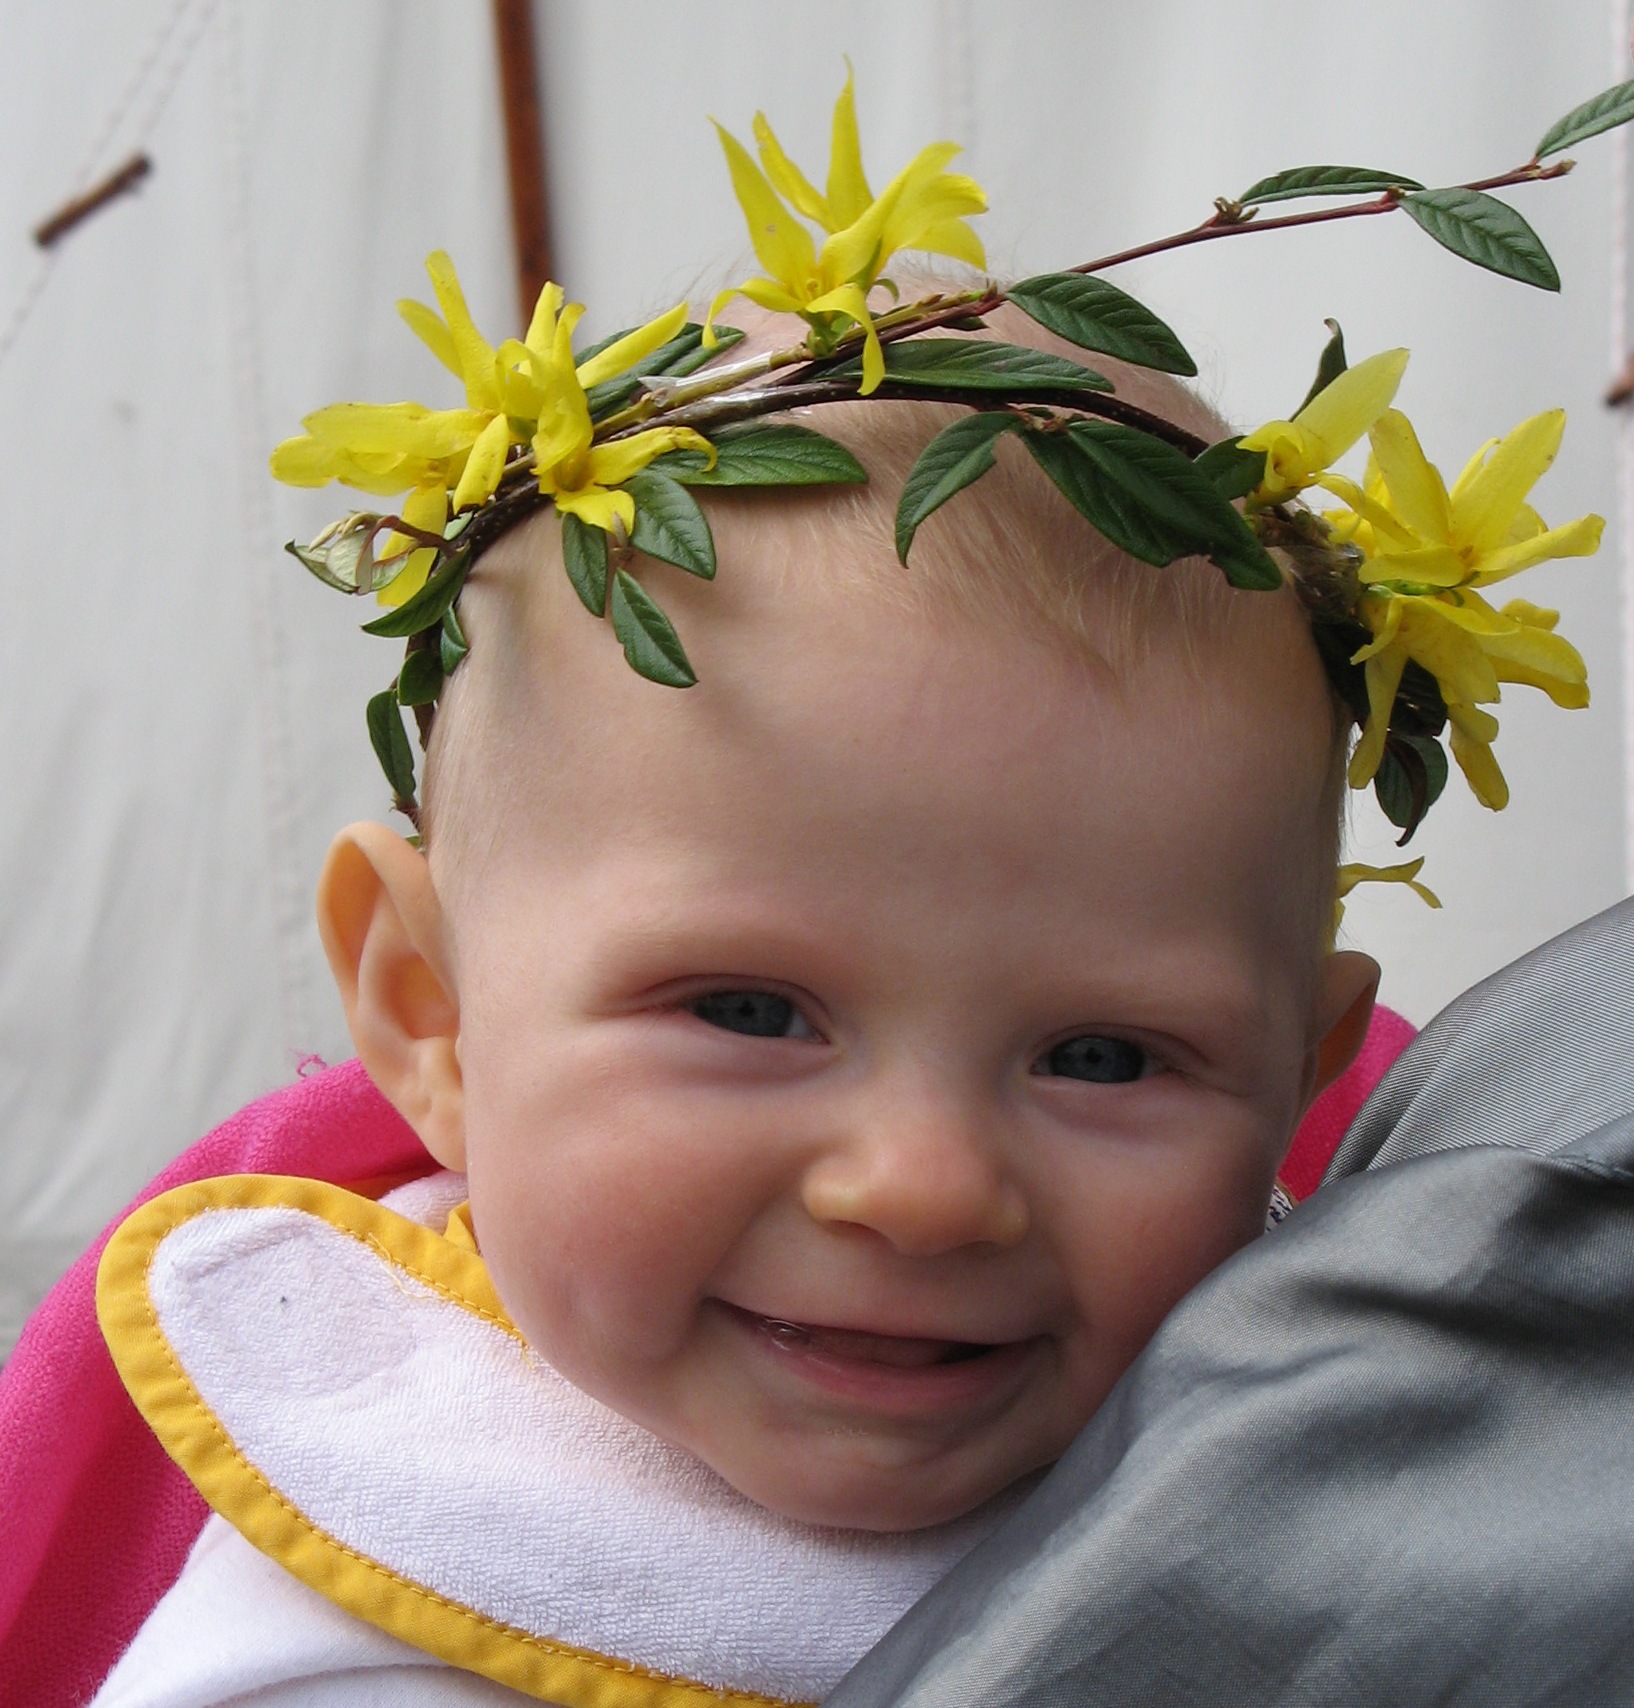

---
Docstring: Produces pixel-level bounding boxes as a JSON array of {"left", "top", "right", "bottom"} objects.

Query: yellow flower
[
  {"left": 1332, "top": 857, "right": 1440, "bottom": 942},
  {"left": 270, "top": 401, "right": 480, "bottom": 605},
  {"left": 1240, "top": 348, "right": 1410, "bottom": 506},
  {"left": 1325, "top": 407, "right": 1601, "bottom": 809},
  {"left": 707, "top": 68, "right": 987, "bottom": 394},
  {"left": 510, "top": 288, "right": 713, "bottom": 537},
  {"left": 271, "top": 252, "right": 701, "bottom": 604}
]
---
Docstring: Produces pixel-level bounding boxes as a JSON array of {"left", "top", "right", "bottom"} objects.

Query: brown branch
[
  {"left": 34, "top": 153, "right": 151, "bottom": 248},
  {"left": 372, "top": 516, "right": 450, "bottom": 553},
  {"left": 870, "top": 288, "right": 1005, "bottom": 347},
  {"left": 1073, "top": 159, "right": 1572, "bottom": 275},
  {"left": 650, "top": 377, "right": 1210, "bottom": 455}
]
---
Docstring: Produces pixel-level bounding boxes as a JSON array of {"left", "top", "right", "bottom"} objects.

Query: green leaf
[
  {"left": 833, "top": 338, "right": 1111, "bottom": 395},
  {"left": 439, "top": 604, "right": 469, "bottom": 674},
  {"left": 625, "top": 469, "right": 716, "bottom": 578},
  {"left": 1373, "top": 734, "right": 1449, "bottom": 841},
  {"left": 1007, "top": 274, "right": 1196, "bottom": 376},
  {"left": 661, "top": 322, "right": 744, "bottom": 373},
  {"left": 1023, "top": 431, "right": 1178, "bottom": 567},
  {"left": 1024, "top": 421, "right": 1280, "bottom": 589},
  {"left": 1400, "top": 189, "right": 1560, "bottom": 291},
  {"left": 287, "top": 535, "right": 369, "bottom": 594},
  {"left": 895, "top": 413, "right": 1018, "bottom": 563},
  {"left": 1237, "top": 165, "right": 1423, "bottom": 205},
  {"left": 360, "top": 552, "right": 471, "bottom": 637},
  {"left": 1536, "top": 77, "right": 1634, "bottom": 159},
  {"left": 1205, "top": 521, "right": 1285, "bottom": 592},
  {"left": 574, "top": 323, "right": 638, "bottom": 366},
  {"left": 288, "top": 538, "right": 345, "bottom": 590},
  {"left": 395, "top": 646, "right": 444, "bottom": 706},
  {"left": 610, "top": 570, "right": 697, "bottom": 687},
  {"left": 654, "top": 422, "right": 868, "bottom": 487},
  {"left": 366, "top": 689, "right": 417, "bottom": 804},
  {"left": 583, "top": 323, "right": 745, "bottom": 419},
  {"left": 1310, "top": 619, "right": 1373, "bottom": 728},
  {"left": 1066, "top": 422, "right": 1280, "bottom": 589},
  {"left": 560, "top": 511, "right": 609, "bottom": 614},
  {"left": 1297, "top": 318, "right": 1348, "bottom": 415},
  {"left": 1192, "top": 435, "right": 1268, "bottom": 502},
  {"left": 285, "top": 515, "right": 390, "bottom": 594}
]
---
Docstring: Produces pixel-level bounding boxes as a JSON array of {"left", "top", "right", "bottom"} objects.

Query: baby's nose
[{"left": 800, "top": 1094, "right": 1029, "bottom": 1257}]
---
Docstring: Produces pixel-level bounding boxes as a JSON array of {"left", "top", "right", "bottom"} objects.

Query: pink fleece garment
[
  {"left": 0, "top": 1058, "right": 431, "bottom": 1707},
  {"left": 0, "top": 1012, "right": 1412, "bottom": 1705},
  {"left": 1279, "top": 1004, "right": 1416, "bottom": 1201}
]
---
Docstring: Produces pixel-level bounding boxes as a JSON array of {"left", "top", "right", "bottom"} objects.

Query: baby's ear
[
  {"left": 1307, "top": 950, "right": 1381, "bottom": 1105},
  {"left": 316, "top": 823, "right": 465, "bottom": 1170}
]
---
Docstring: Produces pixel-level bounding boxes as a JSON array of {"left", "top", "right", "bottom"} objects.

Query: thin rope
[
  {"left": 0, "top": 0, "right": 217, "bottom": 379},
  {"left": 213, "top": 0, "right": 318, "bottom": 1053}
]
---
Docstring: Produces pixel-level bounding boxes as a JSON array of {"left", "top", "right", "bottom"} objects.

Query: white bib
[{"left": 96, "top": 1172, "right": 1025, "bottom": 1705}]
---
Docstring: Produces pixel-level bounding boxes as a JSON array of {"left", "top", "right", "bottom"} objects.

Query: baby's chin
[{"left": 668, "top": 1418, "right": 1054, "bottom": 1533}]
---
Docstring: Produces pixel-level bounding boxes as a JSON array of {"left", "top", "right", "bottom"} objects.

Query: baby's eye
[
  {"left": 688, "top": 990, "right": 817, "bottom": 1040},
  {"left": 1036, "top": 1034, "right": 1152, "bottom": 1083}
]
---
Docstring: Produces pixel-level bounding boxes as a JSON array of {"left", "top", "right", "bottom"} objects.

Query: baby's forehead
[
  {"left": 470, "top": 454, "right": 1315, "bottom": 701},
  {"left": 428, "top": 335, "right": 1338, "bottom": 922},
  {"left": 440, "top": 482, "right": 1335, "bottom": 849},
  {"left": 434, "top": 519, "right": 1339, "bottom": 1018}
]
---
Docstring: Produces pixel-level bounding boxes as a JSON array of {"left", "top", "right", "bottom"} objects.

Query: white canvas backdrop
[{"left": 1, "top": 0, "right": 1627, "bottom": 1353}]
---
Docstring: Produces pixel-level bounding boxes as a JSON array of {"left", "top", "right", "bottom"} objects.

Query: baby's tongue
[{"left": 797, "top": 1323, "right": 972, "bottom": 1368}]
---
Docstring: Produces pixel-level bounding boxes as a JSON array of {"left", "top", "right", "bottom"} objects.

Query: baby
[
  {"left": 84, "top": 328, "right": 1380, "bottom": 1703},
  {"left": 309, "top": 307, "right": 1379, "bottom": 1537},
  {"left": 21, "top": 55, "right": 1614, "bottom": 1697},
  {"left": 318, "top": 340, "right": 1378, "bottom": 1537}
]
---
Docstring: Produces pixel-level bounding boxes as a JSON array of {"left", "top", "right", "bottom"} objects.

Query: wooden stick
[
  {"left": 34, "top": 153, "right": 152, "bottom": 248},
  {"left": 491, "top": 0, "right": 555, "bottom": 316}
]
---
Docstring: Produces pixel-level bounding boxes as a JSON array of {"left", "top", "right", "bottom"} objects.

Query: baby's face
[{"left": 437, "top": 520, "right": 1365, "bottom": 1531}]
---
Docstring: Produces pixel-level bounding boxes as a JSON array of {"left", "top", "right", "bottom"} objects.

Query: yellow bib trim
[{"left": 97, "top": 1174, "right": 803, "bottom": 1708}]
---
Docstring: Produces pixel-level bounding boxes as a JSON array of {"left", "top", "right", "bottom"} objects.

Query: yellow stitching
[
  {"left": 124, "top": 1184, "right": 802, "bottom": 1708},
  {"left": 348, "top": 1224, "right": 524, "bottom": 1342}
]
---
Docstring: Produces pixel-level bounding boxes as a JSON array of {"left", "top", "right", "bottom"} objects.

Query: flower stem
[
  {"left": 576, "top": 162, "right": 1576, "bottom": 476},
  {"left": 651, "top": 376, "right": 1209, "bottom": 455},
  {"left": 1073, "top": 159, "right": 1572, "bottom": 275}
]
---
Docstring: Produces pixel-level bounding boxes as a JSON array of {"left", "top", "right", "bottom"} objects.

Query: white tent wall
[
  {"left": 1, "top": 0, "right": 1627, "bottom": 1354},
  {"left": 0, "top": 0, "right": 515, "bottom": 1351}
]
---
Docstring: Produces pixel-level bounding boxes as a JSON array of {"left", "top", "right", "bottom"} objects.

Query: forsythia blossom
[
  {"left": 1240, "top": 348, "right": 1409, "bottom": 507},
  {"left": 1331, "top": 857, "right": 1441, "bottom": 943},
  {"left": 707, "top": 69, "right": 987, "bottom": 395},
  {"left": 271, "top": 253, "right": 709, "bottom": 604},
  {"left": 1323, "top": 407, "right": 1601, "bottom": 809}
]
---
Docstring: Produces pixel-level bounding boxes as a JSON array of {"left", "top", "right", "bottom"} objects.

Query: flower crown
[{"left": 272, "top": 69, "right": 1634, "bottom": 907}]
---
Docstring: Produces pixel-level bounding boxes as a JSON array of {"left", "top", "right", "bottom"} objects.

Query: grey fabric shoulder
[
  {"left": 1330, "top": 895, "right": 1634, "bottom": 1175},
  {"left": 828, "top": 898, "right": 1634, "bottom": 1708}
]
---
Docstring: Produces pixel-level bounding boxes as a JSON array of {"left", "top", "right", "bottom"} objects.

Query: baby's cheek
[
  {"left": 1052, "top": 1140, "right": 1275, "bottom": 1395},
  {"left": 465, "top": 1150, "right": 696, "bottom": 1373}
]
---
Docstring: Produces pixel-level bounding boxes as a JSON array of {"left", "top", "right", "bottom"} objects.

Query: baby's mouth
[
  {"left": 723, "top": 1303, "right": 1039, "bottom": 1414},
  {"left": 747, "top": 1311, "right": 996, "bottom": 1368}
]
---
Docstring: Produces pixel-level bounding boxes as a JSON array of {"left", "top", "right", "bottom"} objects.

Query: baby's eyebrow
[{"left": 575, "top": 907, "right": 846, "bottom": 998}]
